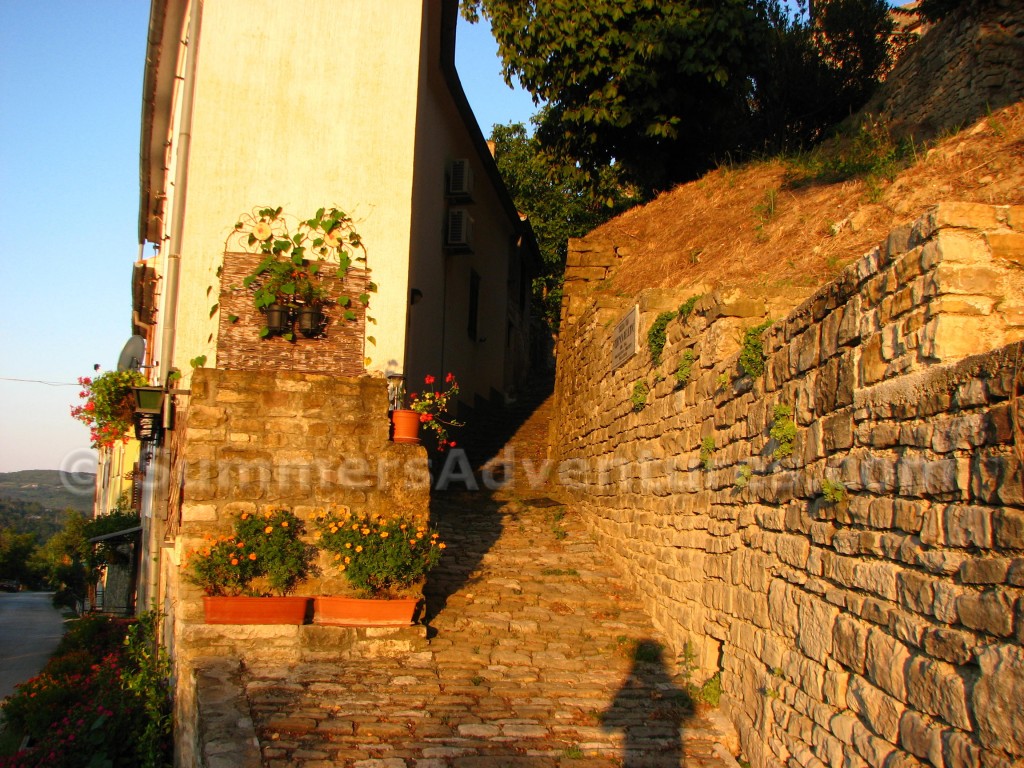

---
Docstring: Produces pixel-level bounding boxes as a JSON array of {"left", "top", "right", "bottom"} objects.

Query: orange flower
[
  {"left": 355, "top": 545, "right": 363, "bottom": 553},
  {"left": 281, "top": 521, "right": 289, "bottom": 528},
  {"left": 265, "top": 526, "right": 273, "bottom": 534},
  {"left": 380, "top": 531, "right": 389, "bottom": 538},
  {"left": 231, "top": 558, "right": 239, "bottom": 565},
  {"left": 249, "top": 552, "right": 257, "bottom": 561}
]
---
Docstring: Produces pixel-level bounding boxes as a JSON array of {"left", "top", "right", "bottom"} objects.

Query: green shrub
[
  {"left": 315, "top": 509, "right": 444, "bottom": 597},
  {"left": 647, "top": 311, "right": 677, "bottom": 366},
  {"left": 1, "top": 613, "right": 172, "bottom": 767},
  {"left": 700, "top": 436, "right": 716, "bottom": 470},
  {"left": 822, "top": 478, "right": 848, "bottom": 504},
  {"left": 631, "top": 380, "right": 649, "bottom": 412},
  {"left": 678, "top": 295, "right": 702, "bottom": 319},
  {"left": 739, "top": 320, "right": 773, "bottom": 378},
  {"left": 675, "top": 349, "right": 697, "bottom": 388},
  {"left": 770, "top": 404, "right": 797, "bottom": 460},
  {"left": 735, "top": 464, "right": 753, "bottom": 489}
]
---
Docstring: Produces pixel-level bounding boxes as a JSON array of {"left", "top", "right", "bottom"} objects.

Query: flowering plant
[
  {"left": 70, "top": 370, "right": 148, "bottom": 449},
  {"left": 184, "top": 508, "right": 316, "bottom": 596},
  {"left": 408, "top": 373, "right": 463, "bottom": 450},
  {"left": 230, "top": 205, "right": 374, "bottom": 339},
  {"left": 314, "top": 507, "right": 445, "bottom": 598}
]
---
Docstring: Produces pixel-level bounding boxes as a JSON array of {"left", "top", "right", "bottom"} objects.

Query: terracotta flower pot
[
  {"left": 390, "top": 408, "right": 421, "bottom": 444},
  {"left": 202, "top": 595, "right": 311, "bottom": 625},
  {"left": 313, "top": 596, "right": 420, "bottom": 626}
]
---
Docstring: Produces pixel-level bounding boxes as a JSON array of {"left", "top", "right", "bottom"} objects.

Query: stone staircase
[{"left": 197, "top": 372, "right": 742, "bottom": 767}]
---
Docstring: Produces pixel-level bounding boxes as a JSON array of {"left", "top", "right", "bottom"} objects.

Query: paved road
[{"left": 0, "top": 592, "right": 65, "bottom": 701}]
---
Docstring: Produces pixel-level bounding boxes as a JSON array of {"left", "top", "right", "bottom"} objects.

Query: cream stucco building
[{"left": 122, "top": 0, "right": 537, "bottom": 618}]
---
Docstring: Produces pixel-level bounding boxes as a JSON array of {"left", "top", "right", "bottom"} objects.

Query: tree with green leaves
[
  {"left": 464, "top": 0, "right": 907, "bottom": 191},
  {"left": 31, "top": 507, "right": 141, "bottom": 613},
  {"left": 464, "top": 0, "right": 762, "bottom": 191},
  {"left": 489, "top": 122, "right": 636, "bottom": 327},
  {"left": 0, "top": 527, "right": 38, "bottom": 586}
]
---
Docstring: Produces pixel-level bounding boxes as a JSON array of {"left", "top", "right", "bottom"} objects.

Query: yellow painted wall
[
  {"left": 94, "top": 440, "right": 140, "bottom": 518},
  {"left": 168, "top": 0, "right": 425, "bottom": 383}
]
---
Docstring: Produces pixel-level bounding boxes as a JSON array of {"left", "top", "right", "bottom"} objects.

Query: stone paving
[{"left": 234, "top": 391, "right": 742, "bottom": 767}]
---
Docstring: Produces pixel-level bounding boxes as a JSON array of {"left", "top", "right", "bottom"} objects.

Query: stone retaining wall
[
  {"left": 167, "top": 369, "right": 430, "bottom": 764},
  {"left": 552, "top": 203, "right": 1024, "bottom": 767},
  {"left": 868, "top": 0, "right": 1024, "bottom": 141}
]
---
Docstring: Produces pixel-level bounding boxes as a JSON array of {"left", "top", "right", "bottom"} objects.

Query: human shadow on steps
[{"left": 602, "top": 639, "right": 696, "bottom": 767}]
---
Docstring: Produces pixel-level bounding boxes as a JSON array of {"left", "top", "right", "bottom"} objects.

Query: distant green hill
[{"left": 0, "top": 469, "right": 95, "bottom": 514}]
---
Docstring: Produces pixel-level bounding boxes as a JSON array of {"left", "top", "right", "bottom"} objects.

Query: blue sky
[{"left": 0, "top": 3, "right": 536, "bottom": 473}]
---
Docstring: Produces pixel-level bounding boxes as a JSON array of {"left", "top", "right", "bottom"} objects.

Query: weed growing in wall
[
  {"left": 700, "top": 436, "right": 716, "bottom": 470},
  {"left": 739, "top": 320, "right": 773, "bottom": 378},
  {"left": 647, "top": 311, "right": 677, "bottom": 366},
  {"left": 678, "top": 294, "right": 702, "bottom": 319},
  {"left": 631, "top": 380, "right": 649, "bottom": 412},
  {"left": 716, "top": 372, "right": 731, "bottom": 390},
  {"left": 822, "top": 478, "right": 848, "bottom": 504},
  {"left": 770, "top": 404, "right": 797, "bottom": 460},
  {"left": 675, "top": 349, "right": 697, "bottom": 388},
  {"left": 735, "top": 464, "right": 753, "bottom": 489}
]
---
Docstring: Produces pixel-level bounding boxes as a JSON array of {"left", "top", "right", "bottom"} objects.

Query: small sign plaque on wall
[{"left": 611, "top": 305, "right": 639, "bottom": 370}]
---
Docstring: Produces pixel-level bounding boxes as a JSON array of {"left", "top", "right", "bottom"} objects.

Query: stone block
[
  {"left": 852, "top": 561, "right": 899, "bottom": 601},
  {"left": 958, "top": 557, "right": 1011, "bottom": 584},
  {"left": 956, "top": 588, "right": 1015, "bottom": 637},
  {"left": 833, "top": 614, "right": 869, "bottom": 674},
  {"left": 986, "top": 231, "right": 1024, "bottom": 266},
  {"left": 973, "top": 644, "right": 1024, "bottom": 753},
  {"left": 859, "top": 334, "right": 888, "bottom": 386},
  {"left": 1008, "top": 205, "right": 1024, "bottom": 231},
  {"left": 904, "top": 655, "right": 972, "bottom": 730},
  {"left": 897, "top": 573, "right": 937, "bottom": 618},
  {"left": 797, "top": 594, "right": 839, "bottom": 664},
  {"left": 944, "top": 505, "right": 993, "bottom": 548},
  {"left": 847, "top": 675, "right": 905, "bottom": 741},
  {"left": 865, "top": 629, "right": 910, "bottom": 700},
  {"left": 922, "top": 627, "right": 973, "bottom": 666},
  {"left": 182, "top": 503, "right": 218, "bottom": 522},
  {"left": 933, "top": 202, "right": 1001, "bottom": 231},
  {"left": 994, "top": 508, "right": 1024, "bottom": 548},
  {"left": 898, "top": 710, "right": 944, "bottom": 766}
]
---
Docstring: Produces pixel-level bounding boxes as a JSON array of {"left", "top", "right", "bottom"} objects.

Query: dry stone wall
[
  {"left": 868, "top": 0, "right": 1024, "bottom": 141},
  {"left": 552, "top": 203, "right": 1024, "bottom": 767}
]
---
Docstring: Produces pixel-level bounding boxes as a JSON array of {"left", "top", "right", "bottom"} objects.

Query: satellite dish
[{"left": 116, "top": 335, "right": 146, "bottom": 372}]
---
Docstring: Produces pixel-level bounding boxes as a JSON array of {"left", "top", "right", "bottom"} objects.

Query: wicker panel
[{"left": 217, "top": 251, "right": 368, "bottom": 375}]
